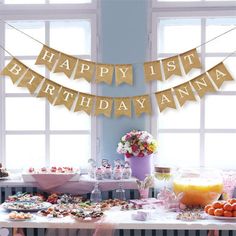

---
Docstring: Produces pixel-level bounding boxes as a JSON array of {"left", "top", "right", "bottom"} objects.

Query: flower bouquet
[
  {"left": 117, "top": 130, "right": 157, "bottom": 158},
  {"left": 117, "top": 130, "right": 157, "bottom": 180}
]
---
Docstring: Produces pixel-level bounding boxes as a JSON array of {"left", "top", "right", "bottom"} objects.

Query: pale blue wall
[{"left": 98, "top": 0, "right": 149, "bottom": 164}]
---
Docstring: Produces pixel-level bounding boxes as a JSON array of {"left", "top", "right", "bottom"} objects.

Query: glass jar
[
  {"left": 173, "top": 168, "right": 223, "bottom": 207},
  {"left": 154, "top": 167, "right": 173, "bottom": 192}
]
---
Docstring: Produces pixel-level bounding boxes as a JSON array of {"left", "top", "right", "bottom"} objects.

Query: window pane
[
  {"left": 6, "top": 135, "right": 45, "bottom": 169},
  {"left": 158, "top": 101, "right": 200, "bottom": 129},
  {"left": 5, "top": 60, "right": 45, "bottom": 94},
  {"left": 50, "top": 135, "right": 90, "bottom": 168},
  {"left": 5, "top": 21, "right": 45, "bottom": 56},
  {"left": 206, "top": 18, "right": 236, "bottom": 53},
  {"left": 205, "top": 134, "right": 236, "bottom": 169},
  {"left": 50, "top": 20, "right": 91, "bottom": 55},
  {"left": 6, "top": 97, "right": 45, "bottom": 130},
  {"left": 156, "top": 133, "right": 200, "bottom": 168},
  {"left": 158, "top": 19, "right": 201, "bottom": 53},
  {"left": 205, "top": 95, "right": 236, "bottom": 129},
  {"left": 50, "top": 106, "right": 90, "bottom": 130}
]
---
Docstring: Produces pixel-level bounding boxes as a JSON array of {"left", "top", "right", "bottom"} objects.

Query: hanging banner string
[
  {"left": 2, "top": 19, "right": 236, "bottom": 65},
  {"left": 0, "top": 44, "right": 235, "bottom": 95}
]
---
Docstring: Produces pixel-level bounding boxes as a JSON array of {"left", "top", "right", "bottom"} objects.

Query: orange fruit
[
  {"left": 223, "top": 203, "right": 233, "bottom": 211},
  {"left": 223, "top": 211, "right": 233, "bottom": 217},
  {"left": 232, "top": 211, "right": 236, "bottom": 217},
  {"left": 212, "top": 201, "right": 223, "bottom": 209},
  {"left": 208, "top": 207, "right": 215, "bottom": 216},
  {"left": 214, "top": 208, "right": 224, "bottom": 216},
  {"left": 204, "top": 205, "right": 212, "bottom": 213},
  {"left": 228, "top": 198, "right": 236, "bottom": 204},
  {"left": 232, "top": 203, "right": 236, "bottom": 211}
]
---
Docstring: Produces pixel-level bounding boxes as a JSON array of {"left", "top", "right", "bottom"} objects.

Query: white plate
[
  {"left": 208, "top": 215, "right": 236, "bottom": 220},
  {"left": 3, "top": 202, "right": 51, "bottom": 212}
]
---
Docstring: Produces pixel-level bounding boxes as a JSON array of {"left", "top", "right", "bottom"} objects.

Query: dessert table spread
[{"left": 0, "top": 208, "right": 236, "bottom": 231}]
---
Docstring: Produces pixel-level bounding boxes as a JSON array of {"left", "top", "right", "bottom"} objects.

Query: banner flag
[
  {"left": 132, "top": 95, "right": 152, "bottom": 116},
  {"left": 207, "top": 62, "right": 234, "bottom": 89},
  {"left": 162, "top": 55, "right": 182, "bottom": 80},
  {"left": 37, "top": 79, "right": 61, "bottom": 104},
  {"left": 54, "top": 87, "right": 78, "bottom": 110},
  {"left": 74, "top": 92, "right": 95, "bottom": 115},
  {"left": 174, "top": 82, "right": 196, "bottom": 107},
  {"left": 190, "top": 73, "right": 216, "bottom": 98},
  {"left": 180, "top": 48, "right": 202, "bottom": 74},
  {"left": 95, "top": 96, "right": 113, "bottom": 117},
  {"left": 17, "top": 69, "right": 44, "bottom": 94},
  {"left": 115, "top": 64, "right": 133, "bottom": 86},
  {"left": 155, "top": 89, "right": 176, "bottom": 112},
  {"left": 143, "top": 60, "right": 162, "bottom": 82},
  {"left": 0, "top": 58, "right": 28, "bottom": 84},
  {"left": 74, "top": 59, "right": 95, "bottom": 82},
  {"left": 114, "top": 97, "right": 131, "bottom": 117},
  {"left": 54, "top": 53, "right": 77, "bottom": 78},
  {"left": 95, "top": 64, "right": 114, "bottom": 85},
  {"left": 35, "top": 45, "right": 60, "bottom": 71}
]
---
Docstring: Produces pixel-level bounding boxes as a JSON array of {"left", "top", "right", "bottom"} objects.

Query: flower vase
[
  {"left": 127, "top": 155, "right": 152, "bottom": 180},
  {"left": 139, "top": 188, "right": 149, "bottom": 199}
]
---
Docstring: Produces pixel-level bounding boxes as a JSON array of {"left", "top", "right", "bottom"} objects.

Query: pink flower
[
  {"left": 125, "top": 153, "right": 133, "bottom": 158},
  {"left": 131, "top": 145, "right": 139, "bottom": 152}
]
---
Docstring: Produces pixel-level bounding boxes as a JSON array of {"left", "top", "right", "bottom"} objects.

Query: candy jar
[
  {"left": 122, "top": 161, "right": 132, "bottom": 179},
  {"left": 95, "top": 167, "right": 103, "bottom": 180},
  {"left": 113, "top": 165, "right": 122, "bottom": 180},
  {"left": 154, "top": 167, "right": 173, "bottom": 193},
  {"left": 88, "top": 158, "right": 96, "bottom": 179},
  {"left": 103, "top": 165, "right": 112, "bottom": 179}
]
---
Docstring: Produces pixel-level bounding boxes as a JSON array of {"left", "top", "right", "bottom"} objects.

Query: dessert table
[{"left": 0, "top": 208, "right": 236, "bottom": 231}]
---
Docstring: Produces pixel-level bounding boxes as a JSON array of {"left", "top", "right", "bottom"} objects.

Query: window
[
  {"left": 0, "top": 2, "right": 97, "bottom": 170},
  {"left": 151, "top": 1, "right": 236, "bottom": 169}
]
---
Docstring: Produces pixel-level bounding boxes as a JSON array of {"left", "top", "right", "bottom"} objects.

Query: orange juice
[{"left": 173, "top": 169, "right": 223, "bottom": 207}]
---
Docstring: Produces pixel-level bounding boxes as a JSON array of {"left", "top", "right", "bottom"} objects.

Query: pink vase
[
  {"left": 127, "top": 154, "right": 152, "bottom": 180},
  {"left": 139, "top": 188, "right": 149, "bottom": 199}
]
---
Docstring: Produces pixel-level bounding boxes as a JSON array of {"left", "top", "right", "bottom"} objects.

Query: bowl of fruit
[{"left": 204, "top": 198, "right": 236, "bottom": 219}]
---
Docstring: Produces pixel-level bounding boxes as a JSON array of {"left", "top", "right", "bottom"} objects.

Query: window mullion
[
  {"left": 0, "top": 20, "right": 6, "bottom": 166},
  {"left": 200, "top": 18, "right": 206, "bottom": 168},
  {"left": 45, "top": 20, "right": 50, "bottom": 168}
]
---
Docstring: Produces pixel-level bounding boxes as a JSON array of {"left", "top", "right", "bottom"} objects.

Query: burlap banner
[
  {"left": 133, "top": 95, "right": 152, "bottom": 117},
  {"left": 0, "top": 58, "right": 28, "bottom": 84},
  {"left": 0, "top": 57, "right": 234, "bottom": 117},
  {"left": 114, "top": 97, "right": 132, "bottom": 117},
  {"left": 96, "top": 63, "right": 114, "bottom": 85},
  {"left": 207, "top": 62, "right": 234, "bottom": 89},
  {"left": 74, "top": 92, "right": 95, "bottom": 115},
  {"left": 37, "top": 79, "right": 62, "bottom": 104},
  {"left": 18, "top": 68, "right": 45, "bottom": 94},
  {"left": 155, "top": 89, "right": 176, "bottom": 112},
  {"left": 54, "top": 87, "right": 78, "bottom": 110},
  {"left": 36, "top": 44, "right": 203, "bottom": 85}
]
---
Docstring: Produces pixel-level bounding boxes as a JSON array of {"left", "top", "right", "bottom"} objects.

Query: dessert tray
[{"left": 2, "top": 201, "right": 52, "bottom": 212}]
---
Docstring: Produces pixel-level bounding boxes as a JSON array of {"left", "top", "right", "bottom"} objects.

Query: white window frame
[
  {"left": 150, "top": 1, "right": 236, "bottom": 168},
  {"left": 0, "top": 1, "right": 99, "bottom": 168}
]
